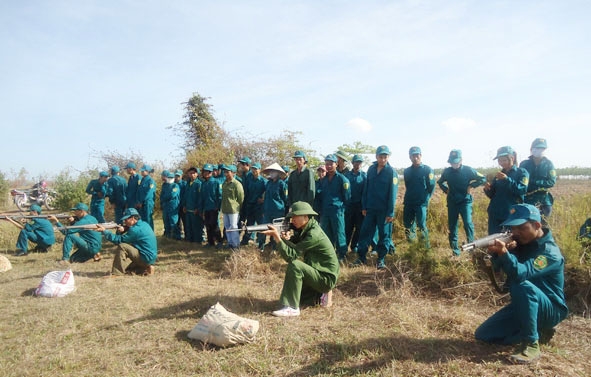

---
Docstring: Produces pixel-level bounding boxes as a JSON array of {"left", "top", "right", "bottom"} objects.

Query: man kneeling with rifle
[
  {"left": 50, "top": 203, "right": 103, "bottom": 264},
  {"left": 97, "top": 208, "right": 157, "bottom": 277},
  {"left": 474, "top": 204, "right": 568, "bottom": 363},
  {"left": 4, "top": 204, "right": 56, "bottom": 256},
  {"left": 261, "top": 201, "right": 339, "bottom": 317}
]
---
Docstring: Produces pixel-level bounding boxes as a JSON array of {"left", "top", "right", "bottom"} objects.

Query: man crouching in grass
[
  {"left": 475, "top": 204, "right": 568, "bottom": 363},
  {"left": 96, "top": 208, "right": 158, "bottom": 276},
  {"left": 262, "top": 201, "right": 339, "bottom": 317}
]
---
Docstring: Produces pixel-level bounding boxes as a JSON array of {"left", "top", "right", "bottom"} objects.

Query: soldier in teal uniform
[
  {"left": 335, "top": 150, "right": 350, "bottom": 175},
  {"left": 437, "top": 150, "right": 486, "bottom": 255},
  {"left": 136, "top": 164, "right": 156, "bottom": 229},
  {"left": 261, "top": 163, "right": 288, "bottom": 250},
  {"left": 12, "top": 204, "right": 55, "bottom": 256},
  {"left": 314, "top": 165, "right": 327, "bottom": 217},
  {"left": 183, "top": 167, "right": 202, "bottom": 243},
  {"left": 345, "top": 155, "right": 366, "bottom": 253},
  {"left": 403, "top": 146, "right": 435, "bottom": 248},
  {"left": 475, "top": 204, "right": 568, "bottom": 364},
  {"left": 51, "top": 203, "right": 102, "bottom": 263},
  {"left": 352, "top": 145, "right": 398, "bottom": 269},
  {"left": 484, "top": 146, "right": 529, "bottom": 234},
  {"left": 241, "top": 162, "right": 267, "bottom": 246},
  {"left": 160, "top": 170, "right": 180, "bottom": 239},
  {"left": 99, "top": 208, "right": 158, "bottom": 276},
  {"left": 86, "top": 171, "right": 109, "bottom": 223},
  {"left": 519, "top": 138, "right": 556, "bottom": 224},
  {"left": 106, "top": 166, "right": 127, "bottom": 223},
  {"left": 200, "top": 164, "right": 222, "bottom": 248},
  {"left": 262, "top": 201, "right": 339, "bottom": 317},
  {"left": 125, "top": 162, "right": 141, "bottom": 210},
  {"left": 287, "top": 150, "right": 315, "bottom": 208},
  {"left": 175, "top": 169, "right": 188, "bottom": 239}
]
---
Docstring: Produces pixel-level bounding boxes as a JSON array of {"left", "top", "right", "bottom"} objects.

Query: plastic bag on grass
[
  {"left": 187, "top": 302, "right": 259, "bottom": 347},
  {"left": 0, "top": 255, "right": 12, "bottom": 272},
  {"left": 34, "top": 270, "right": 76, "bottom": 298}
]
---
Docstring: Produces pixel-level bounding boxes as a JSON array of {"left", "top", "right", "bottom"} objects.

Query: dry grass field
[{"left": 1, "top": 179, "right": 590, "bottom": 376}]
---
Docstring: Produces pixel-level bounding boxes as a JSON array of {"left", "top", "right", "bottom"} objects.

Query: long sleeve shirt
[
  {"left": 362, "top": 162, "right": 398, "bottom": 217},
  {"left": 437, "top": 165, "right": 486, "bottom": 205},
  {"left": 102, "top": 220, "right": 158, "bottom": 264},
  {"left": 403, "top": 164, "right": 435, "bottom": 206}
]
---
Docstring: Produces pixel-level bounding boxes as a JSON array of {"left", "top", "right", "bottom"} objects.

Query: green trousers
[
  {"left": 279, "top": 260, "right": 332, "bottom": 309},
  {"left": 111, "top": 243, "right": 150, "bottom": 275}
]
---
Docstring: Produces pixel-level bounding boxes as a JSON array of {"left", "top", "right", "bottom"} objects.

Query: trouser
[
  {"left": 17, "top": 230, "right": 51, "bottom": 252},
  {"left": 475, "top": 280, "right": 568, "bottom": 344},
  {"left": 111, "top": 243, "right": 151, "bottom": 275},
  {"left": 357, "top": 209, "right": 393, "bottom": 263},
  {"left": 279, "top": 260, "right": 333, "bottom": 309},
  {"left": 177, "top": 206, "right": 186, "bottom": 237},
  {"left": 204, "top": 210, "right": 222, "bottom": 246},
  {"left": 90, "top": 200, "right": 105, "bottom": 223},
  {"left": 320, "top": 208, "right": 347, "bottom": 259},
  {"left": 223, "top": 213, "right": 240, "bottom": 248},
  {"left": 241, "top": 205, "right": 264, "bottom": 245},
  {"left": 403, "top": 202, "right": 430, "bottom": 248},
  {"left": 447, "top": 202, "right": 475, "bottom": 255},
  {"left": 162, "top": 209, "right": 180, "bottom": 239},
  {"left": 185, "top": 211, "right": 204, "bottom": 242},
  {"left": 139, "top": 201, "right": 154, "bottom": 230},
  {"left": 113, "top": 204, "right": 125, "bottom": 224},
  {"left": 345, "top": 203, "right": 363, "bottom": 251},
  {"left": 62, "top": 234, "right": 99, "bottom": 263}
]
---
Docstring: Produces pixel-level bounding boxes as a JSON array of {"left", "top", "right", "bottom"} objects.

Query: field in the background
[{"left": 0, "top": 179, "right": 590, "bottom": 376}]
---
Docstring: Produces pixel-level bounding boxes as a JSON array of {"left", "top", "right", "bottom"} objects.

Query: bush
[{"left": 53, "top": 170, "right": 93, "bottom": 211}]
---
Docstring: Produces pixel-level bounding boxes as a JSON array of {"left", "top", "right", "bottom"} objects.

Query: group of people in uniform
[{"left": 4, "top": 137, "right": 572, "bottom": 363}]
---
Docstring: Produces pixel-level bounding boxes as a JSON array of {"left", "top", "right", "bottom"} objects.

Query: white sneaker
[
  {"left": 272, "top": 306, "right": 300, "bottom": 317},
  {"left": 320, "top": 291, "right": 333, "bottom": 308}
]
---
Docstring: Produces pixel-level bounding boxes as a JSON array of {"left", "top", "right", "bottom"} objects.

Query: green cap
[
  {"left": 99, "top": 171, "right": 109, "bottom": 178},
  {"left": 324, "top": 154, "right": 338, "bottom": 163},
  {"left": 448, "top": 149, "right": 462, "bottom": 164},
  {"left": 493, "top": 146, "right": 514, "bottom": 160},
  {"left": 293, "top": 150, "right": 307, "bottom": 160},
  {"left": 71, "top": 203, "right": 89, "bottom": 211},
  {"left": 352, "top": 154, "right": 363, "bottom": 163},
  {"left": 531, "top": 138, "right": 547, "bottom": 149},
  {"left": 30, "top": 204, "right": 42, "bottom": 214},
  {"left": 376, "top": 145, "right": 391, "bottom": 155},
  {"left": 501, "top": 204, "right": 541, "bottom": 226},
  {"left": 286, "top": 201, "right": 318, "bottom": 218},
  {"left": 409, "top": 146, "right": 421, "bottom": 155},
  {"left": 121, "top": 207, "right": 140, "bottom": 221},
  {"left": 202, "top": 163, "right": 214, "bottom": 172}
]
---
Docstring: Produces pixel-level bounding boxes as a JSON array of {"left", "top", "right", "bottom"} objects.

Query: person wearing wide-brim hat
[
  {"left": 98, "top": 207, "right": 158, "bottom": 276},
  {"left": 137, "top": 164, "right": 157, "bottom": 229},
  {"left": 261, "top": 201, "right": 339, "bottom": 317},
  {"left": 475, "top": 204, "right": 567, "bottom": 364},
  {"left": 484, "top": 146, "right": 530, "bottom": 234},
  {"left": 519, "top": 138, "right": 556, "bottom": 224},
  {"left": 86, "top": 171, "right": 109, "bottom": 223},
  {"left": 259, "top": 163, "right": 289, "bottom": 251},
  {"left": 288, "top": 151, "right": 316, "bottom": 209},
  {"left": 437, "top": 149, "right": 487, "bottom": 256},
  {"left": 334, "top": 150, "right": 350, "bottom": 175},
  {"left": 11, "top": 204, "right": 56, "bottom": 257}
]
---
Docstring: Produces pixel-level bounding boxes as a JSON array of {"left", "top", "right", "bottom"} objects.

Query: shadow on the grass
[{"left": 286, "top": 336, "right": 509, "bottom": 376}]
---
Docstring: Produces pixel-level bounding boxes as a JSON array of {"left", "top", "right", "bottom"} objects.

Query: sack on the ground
[
  {"left": 187, "top": 302, "right": 259, "bottom": 347},
  {"left": 34, "top": 270, "right": 76, "bottom": 298},
  {"left": 0, "top": 255, "right": 12, "bottom": 272}
]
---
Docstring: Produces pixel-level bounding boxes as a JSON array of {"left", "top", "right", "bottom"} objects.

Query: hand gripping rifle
[
  {"left": 227, "top": 217, "right": 292, "bottom": 233},
  {"left": 461, "top": 232, "right": 512, "bottom": 294},
  {"left": 55, "top": 222, "right": 120, "bottom": 232}
]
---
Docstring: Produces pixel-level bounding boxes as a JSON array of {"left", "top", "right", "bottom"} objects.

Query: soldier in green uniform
[{"left": 262, "top": 201, "right": 339, "bottom": 317}]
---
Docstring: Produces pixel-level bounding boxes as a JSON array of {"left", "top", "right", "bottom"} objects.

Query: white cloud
[
  {"left": 346, "top": 118, "right": 372, "bottom": 133},
  {"left": 442, "top": 117, "right": 476, "bottom": 132}
]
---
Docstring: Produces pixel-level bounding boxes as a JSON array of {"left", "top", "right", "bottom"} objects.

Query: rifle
[
  {"left": 55, "top": 222, "right": 120, "bottom": 232},
  {"left": 461, "top": 232, "right": 513, "bottom": 294},
  {"left": 226, "top": 217, "right": 292, "bottom": 233},
  {"left": 0, "top": 213, "right": 70, "bottom": 220}
]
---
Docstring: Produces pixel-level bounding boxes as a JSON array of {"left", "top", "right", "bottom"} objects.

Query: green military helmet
[{"left": 286, "top": 201, "right": 318, "bottom": 218}]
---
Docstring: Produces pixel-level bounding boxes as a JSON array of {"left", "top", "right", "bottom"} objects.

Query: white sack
[
  {"left": 0, "top": 255, "right": 12, "bottom": 272},
  {"left": 187, "top": 302, "right": 259, "bottom": 347},
  {"left": 34, "top": 269, "right": 76, "bottom": 298}
]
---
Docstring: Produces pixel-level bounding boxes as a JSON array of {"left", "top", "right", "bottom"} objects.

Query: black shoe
[
  {"left": 539, "top": 327, "right": 556, "bottom": 344},
  {"left": 15, "top": 250, "right": 28, "bottom": 257}
]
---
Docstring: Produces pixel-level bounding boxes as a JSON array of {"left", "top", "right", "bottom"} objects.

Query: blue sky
[{"left": 1, "top": 0, "right": 589, "bottom": 179}]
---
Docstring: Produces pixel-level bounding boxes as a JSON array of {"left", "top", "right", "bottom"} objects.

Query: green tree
[
  {"left": 52, "top": 169, "right": 92, "bottom": 211},
  {"left": 0, "top": 171, "right": 9, "bottom": 208},
  {"left": 169, "top": 93, "right": 226, "bottom": 153},
  {"left": 335, "top": 141, "right": 376, "bottom": 166}
]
